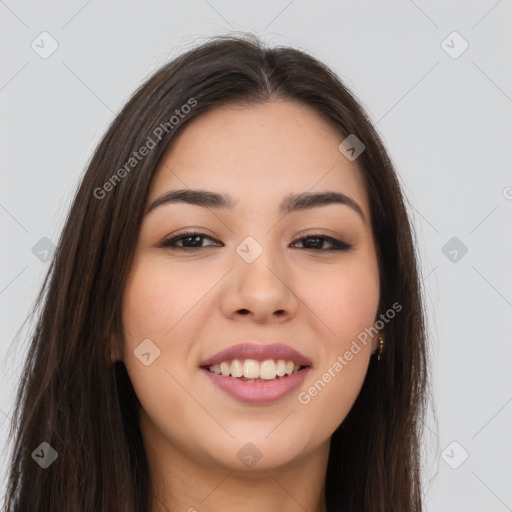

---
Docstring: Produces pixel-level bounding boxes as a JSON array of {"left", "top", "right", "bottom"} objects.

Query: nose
[{"left": 219, "top": 244, "right": 299, "bottom": 324}]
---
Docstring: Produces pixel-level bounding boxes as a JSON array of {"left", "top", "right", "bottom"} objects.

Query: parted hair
[{"left": 3, "top": 32, "right": 431, "bottom": 512}]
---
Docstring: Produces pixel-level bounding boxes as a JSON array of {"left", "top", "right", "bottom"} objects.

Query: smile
[
  {"left": 201, "top": 362, "right": 311, "bottom": 405},
  {"left": 206, "top": 358, "right": 306, "bottom": 381}
]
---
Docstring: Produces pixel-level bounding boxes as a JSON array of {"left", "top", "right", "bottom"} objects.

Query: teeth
[
  {"left": 276, "top": 359, "right": 287, "bottom": 376},
  {"left": 220, "top": 362, "right": 230, "bottom": 376},
  {"left": 230, "top": 359, "right": 243, "bottom": 377},
  {"left": 208, "top": 359, "right": 303, "bottom": 379},
  {"left": 259, "top": 360, "right": 276, "bottom": 380},
  {"left": 243, "top": 359, "right": 260, "bottom": 379}
]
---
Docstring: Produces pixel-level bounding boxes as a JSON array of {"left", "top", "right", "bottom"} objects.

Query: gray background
[{"left": 1, "top": 1, "right": 511, "bottom": 510}]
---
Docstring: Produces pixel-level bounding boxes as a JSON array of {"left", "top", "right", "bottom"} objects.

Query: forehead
[{"left": 148, "top": 99, "right": 369, "bottom": 217}]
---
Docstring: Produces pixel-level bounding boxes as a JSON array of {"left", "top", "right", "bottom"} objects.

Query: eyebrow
[{"left": 145, "top": 188, "right": 365, "bottom": 222}]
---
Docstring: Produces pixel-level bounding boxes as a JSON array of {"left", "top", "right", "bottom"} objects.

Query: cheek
[
  {"left": 120, "top": 260, "right": 205, "bottom": 439},
  {"left": 295, "top": 257, "right": 379, "bottom": 429},
  {"left": 121, "top": 258, "right": 214, "bottom": 404},
  {"left": 122, "top": 257, "right": 207, "bottom": 343},
  {"left": 301, "top": 256, "right": 380, "bottom": 344}
]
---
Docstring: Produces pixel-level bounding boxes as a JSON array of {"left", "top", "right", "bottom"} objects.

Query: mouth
[
  {"left": 199, "top": 357, "right": 312, "bottom": 405},
  {"left": 201, "top": 358, "right": 310, "bottom": 383},
  {"left": 198, "top": 342, "right": 313, "bottom": 404}
]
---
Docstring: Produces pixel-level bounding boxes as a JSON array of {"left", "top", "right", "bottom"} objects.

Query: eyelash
[{"left": 160, "top": 230, "right": 354, "bottom": 252}]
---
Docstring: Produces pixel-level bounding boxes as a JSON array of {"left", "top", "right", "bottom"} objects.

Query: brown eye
[
  {"left": 160, "top": 231, "right": 353, "bottom": 252},
  {"left": 292, "top": 234, "right": 353, "bottom": 251},
  {"left": 161, "top": 231, "right": 222, "bottom": 250}
]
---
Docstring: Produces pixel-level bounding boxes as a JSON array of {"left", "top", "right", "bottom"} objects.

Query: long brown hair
[{"left": 3, "top": 32, "right": 431, "bottom": 512}]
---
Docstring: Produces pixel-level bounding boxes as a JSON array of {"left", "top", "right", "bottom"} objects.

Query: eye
[
  {"left": 160, "top": 230, "right": 221, "bottom": 250},
  {"left": 160, "top": 230, "right": 353, "bottom": 252},
  {"left": 291, "top": 233, "right": 353, "bottom": 251}
]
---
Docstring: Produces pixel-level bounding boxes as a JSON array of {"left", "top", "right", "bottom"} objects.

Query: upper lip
[{"left": 199, "top": 342, "right": 313, "bottom": 368}]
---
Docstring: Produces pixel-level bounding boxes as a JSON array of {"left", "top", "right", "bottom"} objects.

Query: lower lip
[{"left": 201, "top": 367, "right": 312, "bottom": 405}]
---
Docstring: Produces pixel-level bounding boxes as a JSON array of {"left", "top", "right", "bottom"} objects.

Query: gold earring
[{"left": 377, "top": 336, "right": 384, "bottom": 361}]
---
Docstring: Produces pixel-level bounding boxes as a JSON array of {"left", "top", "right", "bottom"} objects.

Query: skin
[{"left": 118, "top": 99, "right": 381, "bottom": 512}]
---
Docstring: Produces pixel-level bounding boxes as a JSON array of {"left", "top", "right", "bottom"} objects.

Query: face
[{"left": 120, "top": 99, "right": 381, "bottom": 473}]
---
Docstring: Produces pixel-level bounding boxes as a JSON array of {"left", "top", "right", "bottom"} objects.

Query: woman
[{"left": 3, "top": 32, "right": 431, "bottom": 512}]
